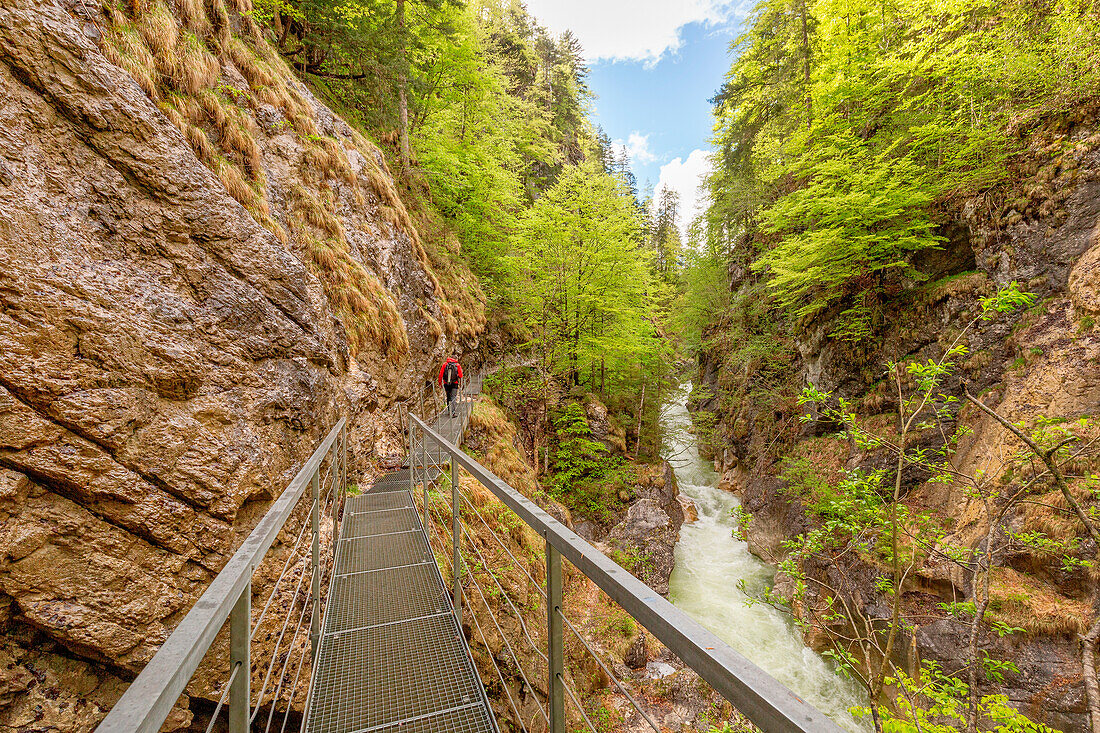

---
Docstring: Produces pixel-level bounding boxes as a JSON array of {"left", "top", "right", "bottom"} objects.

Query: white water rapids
[{"left": 662, "top": 383, "right": 872, "bottom": 732}]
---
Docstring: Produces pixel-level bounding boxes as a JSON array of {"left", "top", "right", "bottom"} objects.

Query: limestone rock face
[
  {"left": 608, "top": 463, "right": 685, "bottom": 595},
  {"left": 693, "top": 124, "right": 1100, "bottom": 729},
  {"left": 0, "top": 1, "right": 479, "bottom": 729}
]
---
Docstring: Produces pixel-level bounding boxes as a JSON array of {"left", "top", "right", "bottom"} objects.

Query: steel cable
[
  {"left": 463, "top": 552, "right": 550, "bottom": 725},
  {"left": 203, "top": 661, "right": 241, "bottom": 733},
  {"left": 424, "top": 500, "right": 454, "bottom": 577},
  {"left": 251, "top": 506, "right": 313, "bottom": 642},
  {"left": 457, "top": 519, "right": 549, "bottom": 665},
  {"left": 463, "top": 567, "right": 531, "bottom": 733},
  {"left": 454, "top": 484, "right": 547, "bottom": 600},
  {"left": 262, "top": 579, "right": 313, "bottom": 733},
  {"left": 561, "top": 672, "right": 600, "bottom": 733},
  {"left": 279, "top": 628, "right": 311, "bottom": 733},
  {"left": 557, "top": 608, "right": 661, "bottom": 733},
  {"left": 255, "top": 452, "right": 333, "bottom": 642},
  {"left": 250, "top": 555, "right": 311, "bottom": 723}
]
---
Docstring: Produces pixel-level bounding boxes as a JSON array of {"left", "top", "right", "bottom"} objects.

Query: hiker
[{"left": 437, "top": 357, "right": 463, "bottom": 418}]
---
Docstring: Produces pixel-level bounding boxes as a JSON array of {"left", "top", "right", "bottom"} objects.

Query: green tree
[
  {"left": 509, "top": 160, "right": 665, "bottom": 390},
  {"left": 649, "top": 186, "right": 683, "bottom": 282},
  {"left": 703, "top": 0, "right": 1100, "bottom": 339}
]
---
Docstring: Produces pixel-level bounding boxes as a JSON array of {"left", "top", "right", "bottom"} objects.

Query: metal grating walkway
[{"left": 304, "top": 392, "right": 494, "bottom": 733}]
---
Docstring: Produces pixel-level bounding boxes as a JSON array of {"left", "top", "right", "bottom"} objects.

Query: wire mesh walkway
[
  {"left": 98, "top": 369, "right": 842, "bottom": 733},
  {"left": 303, "top": 383, "right": 494, "bottom": 733}
]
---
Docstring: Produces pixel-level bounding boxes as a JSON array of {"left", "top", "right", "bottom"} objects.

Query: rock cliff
[
  {"left": 0, "top": 0, "right": 484, "bottom": 729},
  {"left": 694, "top": 107, "right": 1100, "bottom": 730}
]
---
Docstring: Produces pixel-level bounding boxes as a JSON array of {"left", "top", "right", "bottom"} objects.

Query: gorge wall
[
  {"left": 0, "top": 0, "right": 484, "bottom": 728},
  {"left": 694, "top": 107, "right": 1100, "bottom": 731}
]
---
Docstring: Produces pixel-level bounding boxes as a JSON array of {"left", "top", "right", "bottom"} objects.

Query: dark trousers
[{"left": 445, "top": 384, "right": 458, "bottom": 415}]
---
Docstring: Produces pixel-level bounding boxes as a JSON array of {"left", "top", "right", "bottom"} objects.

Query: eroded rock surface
[
  {"left": 695, "top": 122, "right": 1100, "bottom": 729},
  {"left": 0, "top": 1, "right": 479, "bottom": 728},
  {"left": 608, "top": 463, "right": 685, "bottom": 595}
]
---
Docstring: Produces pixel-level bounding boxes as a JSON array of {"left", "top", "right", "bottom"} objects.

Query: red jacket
[{"left": 438, "top": 358, "right": 463, "bottom": 386}]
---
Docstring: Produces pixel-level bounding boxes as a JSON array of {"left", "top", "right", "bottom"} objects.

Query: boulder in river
[{"left": 607, "top": 462, "right": 685, "bottom": 595}]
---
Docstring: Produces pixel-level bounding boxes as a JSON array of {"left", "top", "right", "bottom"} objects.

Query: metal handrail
[
  {"left": 409, "top": 413, "right": 844, "bottom": 733},
  {"left": 96, "top": 417, "right": 347, "bottom": 733}
]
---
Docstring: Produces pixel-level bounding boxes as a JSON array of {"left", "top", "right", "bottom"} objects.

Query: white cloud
[
  {"left": 656, "top": 149, "right": 712, "bottom": 239},
  {"left": 524, "top": 0, "right": 741, "bottom": 63},
  {"left": 615, "top": 132, "right": 657, "bottom": 165}
]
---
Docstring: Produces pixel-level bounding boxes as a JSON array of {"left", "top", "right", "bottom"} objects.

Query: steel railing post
[
  {"left": 310, "top": 469, "right": 320, "bottom": 660},
  {"left": 228, "top": 580, "right": 250, "bottom": 733},
  {"left": 547, "top": 539, "right": 565, "bottom": 733},
  {"left": 451, "top": 455, "right": 462, "bottom": 623},
  {"left": 421, "top": 424, "right": 428, "bottom": 526},
  {"left": 332, "top": 440, "right": 340, "bottom": 545},
  {"left": 409, "top": 414, "right": 416, "bottom": 493}
]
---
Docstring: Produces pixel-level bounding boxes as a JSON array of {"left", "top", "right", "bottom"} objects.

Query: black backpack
[{"left": 443, "top": 362, "right": 459, "bottom": 386}]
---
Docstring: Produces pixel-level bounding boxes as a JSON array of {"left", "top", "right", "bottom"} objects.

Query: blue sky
[
  {"left": 523, "top": 0, "right": 753, "bottom": 231},
  {"left": 589, "top": 21, "right": 736, "bottom": 194}
]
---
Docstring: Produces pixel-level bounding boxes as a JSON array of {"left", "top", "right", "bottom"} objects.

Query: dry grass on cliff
[
  {"left": 987, "top": 567, "right": 1090, "bottom": 636},
  {"left": 285, "top": 180, "right": 411, "bottom": 358},
  {"left": 417, "top": 219, "right": 487, "bottom": 341},
  {"left": 102, "top": 0, "right": 484, "bottom": 360},
  {"left": 302, "top": 137, "right": 357, "bottom": 187},
  {"left": 100, "top": 0, "right": 318, "bottom": 212},
  {"left": 404, "top": 199, "right": 487, "bottom": 342},
  {"left": 302, "top": 235, "right": 409, "bottom": 358},
  {"left": 467, "top": 400, "right": 542, "bottom": 498},
  {"left": 289, "top": 184, "right": 343, "bottom": 239},
  {"left": 101, "top": 25, "right": 160, "bottom": 99},
  {"left": 177, "top": 0, "right": 210, "bottom": 35}
]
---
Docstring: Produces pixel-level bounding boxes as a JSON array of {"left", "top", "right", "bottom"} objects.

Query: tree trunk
[
  {"left": 396, "top": 0, "right": 411, "bottom": 167},
  {"left": 1083, "top": 606, "right": 1100, "bottom": 733},
  {"left": 635, "top": 384, "right": 646, "bottom": 456},
  {"left": 965, "top": 540, "right": 992, "bottom": 733},
  {"left": 800, "top": 0, "right": 812, "bottom": 128}
]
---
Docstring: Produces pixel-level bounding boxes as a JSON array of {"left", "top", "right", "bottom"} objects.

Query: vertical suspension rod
[
  {"left": 452, "top": 454, "right": 462, "bottom": 623},
  {"left": 310, "top": 469, "right": 320, "bottom": 660},
  {"left": 547, "top": 537, "right": 565, "bottom": 733}
]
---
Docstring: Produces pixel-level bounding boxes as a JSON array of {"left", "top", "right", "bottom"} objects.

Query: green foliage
[
  {"left": 508, "top": 160, "right": 670, "bottom": 390},
  {"left": 743, "top": 286, "right": 1069, "bottom": 731},
  {"left": 672, "top": 236, "right": 729, "bottom": 353},
  {"left": 548, "top": 401, "right": 641, "bottom": 523},
  {"left": 852, "top": 661, "right": 1060, "bottom": 732},
  {"left": 484, "top": 366, "right": 550, "bottom": 413},
  {"left": 581, "top": 693, "right": 623, "bottom": 733},
  {"left": 756, "top": 124, "right": 947, "bottom": 323},
  {"left": 263, "top": 0, "right": 595, "bottom": 299},
  {"left": 729, "top": 505, "right": 753, "bottom": 542},
  {"left": 597, "top": 609, "right": 637, "bottom": 639},
  {"left": 552, "top": 402, "right": 612, "bottom": 489},
  {"left": 703, "top": 0, "right": 1100, "bottom": 332}
]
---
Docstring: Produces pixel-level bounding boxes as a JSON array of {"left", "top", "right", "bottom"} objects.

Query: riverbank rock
[
  {"left": 608, "top": 462, "right": 685, "bottom": 595},
  {"left": 624, "top": 633, "right": 648, "bottom": 669},
  {"left": 585, "top": 396, "right": 629, "bottom": 455},
  {"left": 677, "top": 495, "right": 699, "bottom": 523}
]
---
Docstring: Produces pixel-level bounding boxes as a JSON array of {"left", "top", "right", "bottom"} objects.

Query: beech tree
[
  {"left": 509, "top": 160, "right": 665, "bottom": 390},
  {"left": 697, "top": 0, "right": 1100, "bottom": 340}
]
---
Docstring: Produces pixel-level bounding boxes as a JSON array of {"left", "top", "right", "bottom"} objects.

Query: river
[{"left": 662, "top": 383, "right": 872, "bottom": 732}]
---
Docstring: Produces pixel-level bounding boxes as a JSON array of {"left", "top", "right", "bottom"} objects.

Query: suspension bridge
[{"left": 93, "top": 372, "right": 845, "bottom": 733}]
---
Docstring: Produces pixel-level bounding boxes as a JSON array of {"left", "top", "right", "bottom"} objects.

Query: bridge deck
[{"left": 304, "top": 392, "right": 494, "bottom": 733}]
